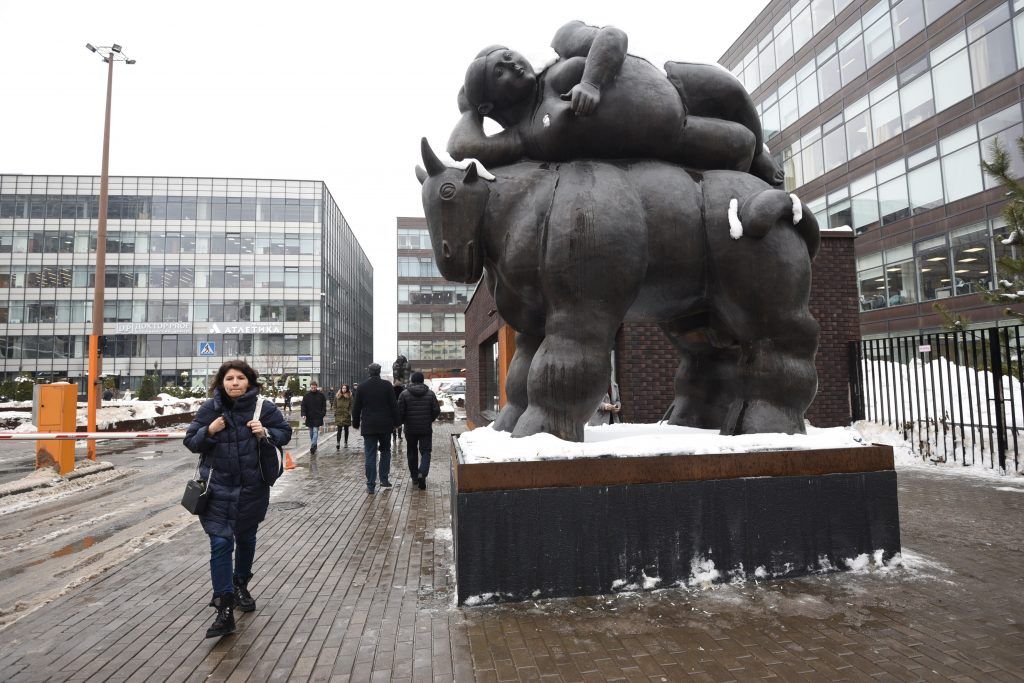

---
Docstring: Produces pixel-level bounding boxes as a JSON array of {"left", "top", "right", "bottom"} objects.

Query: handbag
[
  {"left": 253, "top": 396, "right": 285, "bottom": 486},
  {"left": 181, "top": 459, "right": 211, "bottom": 514}
]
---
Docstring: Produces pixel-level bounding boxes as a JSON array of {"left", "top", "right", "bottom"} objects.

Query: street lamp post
[{"left": 85, "top": 43, "right": 135, "bottom": 460}]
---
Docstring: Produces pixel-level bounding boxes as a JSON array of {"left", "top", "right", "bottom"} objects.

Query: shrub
[{"left": 138, "top": 375, "right": 159, "bottom": 401}]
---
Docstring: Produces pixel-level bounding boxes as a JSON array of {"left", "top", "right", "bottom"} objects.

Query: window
[
  {"left": 932, "top": 46, "right": 972, "bottom": 113},
  {"left": 822, "top": 124, "right": 847, "bottom": 172},
  {"left": 907, "top": 160, "right": 942, "bottom": 214},
  {"left": 792, "top": 6, "right": 813, "bottom": 52},
  {"left": 969, "top": 20, "right": 1015, "bottom": 92},
  {"left": 864, "top": 13, "right": 894, "bottom": 65},
  {"left": 817, "top": 55, "right": 841, "bottom": 101},
  {"left": 774, "top": 19, "right": 794, "bottom": 66},
  {"left": 941, "top": 144, "right": 983, "bottom": 202},
  {"left": 891, "top": 0, "right": 925, "bottom": 47},
  {"left": 878, "top": 175, "right": 909, "bottom": 225},
  {"left": 858, "top": 262, "right": 887, "bottom": 310},
  {"left": 871, "top": 89, "right": 902, "bottom": 145},
  {"left": 900, "top": 74, "right": 934, "bottom": 129},
  {"left": 845, "top": 110, "right": 872, "bottom": 159},
  {"left": 839, "top": 36, "right": 866, "bottom": 85},
  {"left": 950, "top": 224, "right": 993, "bottom": 295},
  {"left": 884, "top": 245, "right": 918, "bottom": 305},
  {"left": 916, "top": 236, "right": 951, "bottom": 300},
  {"left": 797, "top": 71, "right": 819, "bottom": 117}
]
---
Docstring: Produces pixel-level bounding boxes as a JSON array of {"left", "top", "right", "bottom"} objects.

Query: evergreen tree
[
  {"left": 138, "top": 374, "right": 158, "bottom": 400},
  {"left": 980, "top": 137, "right": 1024, "bottom": 321}
]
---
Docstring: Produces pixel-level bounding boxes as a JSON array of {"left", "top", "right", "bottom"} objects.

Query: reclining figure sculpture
[{"left": 419, "top": 21, "right": 819, "bottom": 442}]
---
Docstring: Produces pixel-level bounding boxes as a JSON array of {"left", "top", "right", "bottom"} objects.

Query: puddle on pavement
[{"left": 0, "top": 527, "right": 120, "bottom": 581}]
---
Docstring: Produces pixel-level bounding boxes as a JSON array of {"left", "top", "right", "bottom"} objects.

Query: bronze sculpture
[
  {"left": 420, "top": 22, "right": 819, "bottom": 442},
  {"left": 448, "top": 21, "right": 785, "bottom": 186}
]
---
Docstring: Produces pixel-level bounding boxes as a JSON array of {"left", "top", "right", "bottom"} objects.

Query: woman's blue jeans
[{"left": 209, "top": 530, "right": 257, "bottom": 597}]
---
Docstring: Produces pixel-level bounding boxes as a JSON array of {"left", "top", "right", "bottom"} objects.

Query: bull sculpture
[{"left": 416, "top": 139, "right": 820, "bottom": 442}]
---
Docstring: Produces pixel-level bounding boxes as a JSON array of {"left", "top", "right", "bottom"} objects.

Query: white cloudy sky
[{"left": 0, "top": 0, "right": 769, "bottom": 364}]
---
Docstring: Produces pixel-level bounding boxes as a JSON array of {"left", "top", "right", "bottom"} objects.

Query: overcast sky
[{"left": 0, "top": 0, "right": 769, "bottom": 365}]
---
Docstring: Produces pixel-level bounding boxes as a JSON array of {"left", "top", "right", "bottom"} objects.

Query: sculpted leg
[
  {"left": 512, "top": 313, "right": 620, "bottom": 442},
  {"left": 677, "top": 116, "right": 755, "bottom": 173},
  {"left": 718, "top": 310, "right": 819, "bottom": 436},
  {"left": 659, "top": 325, "right": 738, "bottom": 430},
  {"left": 491, "top": 332, "right": 542, "bottom": 433}
]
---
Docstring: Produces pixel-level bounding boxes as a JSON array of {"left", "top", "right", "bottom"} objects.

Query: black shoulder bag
[{"left": 181, "top": 458, "right": 211, "bottom": 514}]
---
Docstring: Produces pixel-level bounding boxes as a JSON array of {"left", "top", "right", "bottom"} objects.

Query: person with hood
[
  {"left": 184, "top": 359, "right": 292, "bottom": 638},
  {"left": 334, "top": 384, "right": 353, "bottom": 449},
  {"left": 300, "top": 381, "right": 328, "bottom": 454},
  {"left": 398, "top": 372, "right": 441, "bottom": 490},
  {"left": 351, "top": 363, "right": 400, "bottom": 493}
]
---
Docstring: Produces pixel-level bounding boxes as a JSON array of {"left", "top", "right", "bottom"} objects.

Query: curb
[{"left": 0, "top": 462, "right": 116, "bottom": 499}]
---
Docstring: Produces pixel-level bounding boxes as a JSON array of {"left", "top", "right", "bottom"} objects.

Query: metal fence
[{"left": 850, "top": 325, "right": 1024, "bottom": 473}]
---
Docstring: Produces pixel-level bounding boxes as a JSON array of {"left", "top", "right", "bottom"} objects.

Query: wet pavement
[{"left": 0, "top": 421, "right": 1022, "bottom": 681}]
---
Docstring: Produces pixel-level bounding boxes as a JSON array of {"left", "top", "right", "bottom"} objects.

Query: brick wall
[
  {"left": 616, "top": 231, "right": 860, "bottom": 427},
  {"left": 464, "top": 285, "right": 502, "bottom": 429},
  {"left": 464, "top": 230, "right": 860, "bottom": 429}
]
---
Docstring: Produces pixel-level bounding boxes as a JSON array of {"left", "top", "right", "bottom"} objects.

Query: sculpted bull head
[{"left": 415, "top": 138, "right": 488, "bottom": 283}]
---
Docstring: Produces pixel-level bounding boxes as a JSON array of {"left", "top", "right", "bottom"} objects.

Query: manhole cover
[{"left": 269, "top": 501, "right": 306, "bottom": 511}]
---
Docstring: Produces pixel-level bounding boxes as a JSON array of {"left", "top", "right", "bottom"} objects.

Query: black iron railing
[{"left": 851, "top": 326, "right": 1024, "bottom": 473}]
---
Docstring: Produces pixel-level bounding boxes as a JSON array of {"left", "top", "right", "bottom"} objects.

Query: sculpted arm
[
  {"left": 551, "top": 21, "right": 627, "bottom": 116},
  {"left": 447, "top": 86, "right": 525, "bottom": 166}
]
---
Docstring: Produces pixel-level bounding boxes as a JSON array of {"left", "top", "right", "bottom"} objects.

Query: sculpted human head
[{"left": 464, "top": 46, "right": 536, "bottom": 120}]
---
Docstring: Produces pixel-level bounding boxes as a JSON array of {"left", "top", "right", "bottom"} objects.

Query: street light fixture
[{"left": 85, "top": 42, "right": 135, "bottom": 460}]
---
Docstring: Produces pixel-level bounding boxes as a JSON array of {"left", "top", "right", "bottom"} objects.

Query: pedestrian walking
[
  {"left": 300, "top": 381, "right": 328, "bottom": 454},
  {"left": 183, "top": 359, "right": 292, "bottom": 638},
  {"left": 351, "top": 363, "right": 400, "bottom": 494},
  {"left": 283, "top": 387, "right": 293, "bottom": 414},
  {"left": 398, "top": 372, "right": 440, "bottom": 490},
  {"left": 392, "top": 378, "right": 405, "bottom": 445},
  {"left": 334, "top": 384, "right": 353, "bottom": 450}
]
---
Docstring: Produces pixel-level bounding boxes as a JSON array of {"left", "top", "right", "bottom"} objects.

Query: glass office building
[
  {"left": 396, "top": 217, "right": 470, "bottom": 376},
  {"left": 722, "top": 0, "right": 1024, "bottom": 336},
  {"left": 0, "top": 175, "right": 373, "bottom": 394}
]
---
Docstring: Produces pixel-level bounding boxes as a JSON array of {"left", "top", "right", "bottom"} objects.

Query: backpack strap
[{"left": 253, "top": 395, "right": 265, "bottom": 421}]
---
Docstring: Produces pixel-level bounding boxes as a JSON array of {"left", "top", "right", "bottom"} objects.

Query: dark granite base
[{"left": 451, "top": 440, "right": 901, "bottom": 604}]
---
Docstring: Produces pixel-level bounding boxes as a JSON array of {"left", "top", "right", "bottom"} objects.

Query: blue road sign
[{"left": 198, "top": 341, "right": 216, "bottom": 356}]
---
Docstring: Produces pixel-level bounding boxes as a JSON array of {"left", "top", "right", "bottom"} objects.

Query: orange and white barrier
[{"left": 0, "top": 432, "right": 187, "bottom": 440}]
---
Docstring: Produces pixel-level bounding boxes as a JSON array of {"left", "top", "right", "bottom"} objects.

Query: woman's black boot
[
  {"left": 205, "top": 593, "right": 236, "bottom": 638},
  {"left": 233, "top": 574, "right": 256, "bottom": 612}
]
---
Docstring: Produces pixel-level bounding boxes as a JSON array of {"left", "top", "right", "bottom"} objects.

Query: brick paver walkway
[{"left": 1, "top": 422, "right": 1022, "bottom": 681}]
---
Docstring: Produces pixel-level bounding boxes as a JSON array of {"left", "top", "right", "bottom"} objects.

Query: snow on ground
[
  {"left": 0, "top": 395, "right": 205, "bottom": 431},
  {"left": 458, "top": 422, "right": 867, "bottom": 463}
]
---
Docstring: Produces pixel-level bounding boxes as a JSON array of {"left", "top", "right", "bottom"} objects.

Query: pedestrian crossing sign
[{"left": 198, "top": 341, "right": 216, "bottom": 356}]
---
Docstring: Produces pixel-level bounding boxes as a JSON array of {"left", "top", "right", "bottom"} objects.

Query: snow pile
[
  {"left": 458, "top": 422, "right": 866, "bottom": 463},
  {"left": 859, "top": 356, "right": 1024, "bottom": 473}
]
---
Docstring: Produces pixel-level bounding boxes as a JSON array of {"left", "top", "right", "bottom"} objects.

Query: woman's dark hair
[
  {"left": 340, "top": 384, "right": 350, "bottom": 394},
  {"left": 209, "top": 359, "right": 262, "bottom": 396}
]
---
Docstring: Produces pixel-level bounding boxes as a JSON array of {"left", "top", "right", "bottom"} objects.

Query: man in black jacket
[
  {"left": 398, "top": 372, "right": 441, "bottom": 490},
  {"left": 300, "top": 381, "right": 328, "bottom": 454},
  {"left": 352, "top": 363, "right": 400, "bottom": 494}
]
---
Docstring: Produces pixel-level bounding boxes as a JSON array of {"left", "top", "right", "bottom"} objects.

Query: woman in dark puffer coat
[{"left": 184, "top": 359, "right": 291, "bottom": 638}]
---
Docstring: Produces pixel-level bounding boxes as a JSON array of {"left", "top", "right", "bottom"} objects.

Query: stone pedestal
[{"left": 450, "top": 437, "right": 900, "bottom": 604}]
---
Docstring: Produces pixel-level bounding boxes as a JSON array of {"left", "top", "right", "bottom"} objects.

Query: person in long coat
[
  {"left": 334, "top": 384, "right": 354, "bottom": 449},
  {"left": 184, "top": 359, "right": 291, "bottom": 638}
]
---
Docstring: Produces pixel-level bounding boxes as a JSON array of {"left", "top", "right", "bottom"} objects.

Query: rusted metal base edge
[{"left": 451, "top": 435, "right": 894, "bottom": 492}]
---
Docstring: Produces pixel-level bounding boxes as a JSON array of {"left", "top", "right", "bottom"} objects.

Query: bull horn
[
  {"left": 421, "top": 138, "right": 446, "bottom": 177},
  {"left": 415, "top": 165, "right": 427, "bottom": 185}
]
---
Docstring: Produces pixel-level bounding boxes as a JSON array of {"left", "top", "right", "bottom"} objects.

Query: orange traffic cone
[{"left": 284, "top": 451, "right": 296, "bottom": 470}]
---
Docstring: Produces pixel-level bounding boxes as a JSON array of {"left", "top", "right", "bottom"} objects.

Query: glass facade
[
  {"left": 722, "top": 0, "right": 1024, "bottom": 335},
  {"left": 396, "top": 218, "right": 466, "bottom": 375},
  {"left": 0, "top": 175, "right": 373, "bottom": 394}
]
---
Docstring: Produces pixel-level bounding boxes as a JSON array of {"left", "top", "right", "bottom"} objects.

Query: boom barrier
[{"left": 0, "top": 432, "right": 187, "bottom": 440}]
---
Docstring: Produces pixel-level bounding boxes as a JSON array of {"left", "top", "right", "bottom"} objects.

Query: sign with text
[
  {"left": 206, "top": 322, "right": 283, "bottom": 334},
  {"left": 114, "top": 322, "right": 192, "bottom": 334}
]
